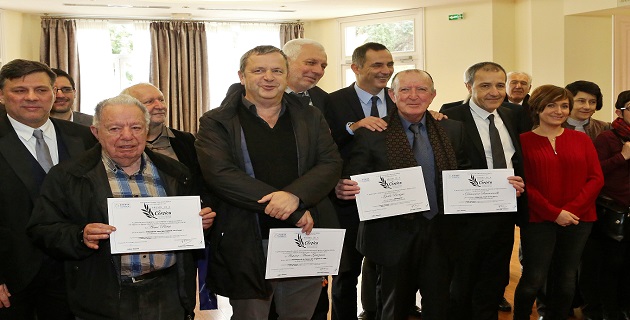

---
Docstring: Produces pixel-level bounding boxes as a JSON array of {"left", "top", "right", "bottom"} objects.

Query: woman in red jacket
[{"left": 513, "top": 85, "right": 604, "bottom": 320}]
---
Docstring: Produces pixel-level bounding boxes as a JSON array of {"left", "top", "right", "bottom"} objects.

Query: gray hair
[
  {"left": 93, "top": 94, "right": 150, "bottom": 128},
  {"left": 506, "top": 71, "right": 532, "bottom": 85},
  {"left": 390, "top": 69, "right": 435, "bottom": 92},
  {"left": 282, "top": 38, "right": 326, "bottom": 61},
  {"left": 464, "top": 62, "right": 506, "bottom": 86},
  {"left": 239, "top": 45, "right": 288, "bottom": 73}
]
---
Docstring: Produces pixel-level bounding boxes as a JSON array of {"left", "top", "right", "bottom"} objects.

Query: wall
[
  {"left": 1, "top": 10, "right": 40, "bottom": 61},
  {"left": 304, "top": 20, "right": 341, "bottom": 92}
]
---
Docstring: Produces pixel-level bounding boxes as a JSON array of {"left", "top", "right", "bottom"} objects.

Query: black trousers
[
  {"left": 376, "top": 217, "right": 449, "bottom": 320},
  {"left": 448, "top": 214, "right": 515, "bottom": 320},
  {"left": 0, "top": 258, "right": 73, "bottom": 320}
]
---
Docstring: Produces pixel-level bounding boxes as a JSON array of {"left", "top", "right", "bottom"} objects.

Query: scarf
[
  {"left": 612, "top": 117, "right": 630, "bottom": 141},
  {"left": 385, "top": 108, "right": 459, "bottom": 212}
]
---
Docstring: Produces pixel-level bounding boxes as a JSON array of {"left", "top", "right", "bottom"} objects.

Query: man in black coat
[
  {"left": 336, "top": 69, "right": 470, "bottom": 320},
  {"left": 0, "top": 59, "right": 96, "bottom": 320},
  {"left": 442, "top": 62, "right": 526, "bottom": 320}
]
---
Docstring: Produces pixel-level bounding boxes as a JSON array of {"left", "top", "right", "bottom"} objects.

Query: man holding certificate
[
  {"left": 195, "top": 45, "right": 342, "bottom": 319},
  {"left": 27, "top": 95, "right": 216, "bottom": 319},
  {"left": 336, "top": 69, "right": 470, "bottom": 319},
  {"left": 441, "top": 62, "right": 526, "bottom": 320}
]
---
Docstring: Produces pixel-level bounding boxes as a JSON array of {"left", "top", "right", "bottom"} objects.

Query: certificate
[
  {"left": 351, "top": 166, "right": 430, "bottom": 221},
  {"left": 442, "top": 169, "right": 517, "bottom": 214},
  {"left": 108, "top": 196, "right": 205, "bottom": 254},
  {"left": 265, "top": 228, "right": 345, "bottom": 279}
]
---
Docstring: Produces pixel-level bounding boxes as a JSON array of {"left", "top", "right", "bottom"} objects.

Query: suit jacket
[
  {"left": 0, "top": 114, "right": 96, "bottom": 292},
  {"left": 504, "top": 94, "right": 532, "bottom": 132},
  {"left": 72, "top": 111, "right": 94, "bottom": 127},
  {"left": 442, "top": 102, "right": 528, "bottom": 224},
  {"left": 343, "top": 115, "right": 469, "bottom": 266},
  {"left": 324, "top": 83, "right": 395, "bottom": 161}
]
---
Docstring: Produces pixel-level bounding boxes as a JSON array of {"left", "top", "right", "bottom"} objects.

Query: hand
[
  {"left": 200, "top": 207, "right": 216, "bottom": 230},
  {"left": 621, "top": 141, "right": 630, "bottom": 160},
  {"left": 350, "top": 116, "right": 388, "bottom": 133},
  {"left": 83, "top": 223, "right": 116, "bottom": 250},
  {"left": 296, "top": 210, "right": 314, "bottom": 235},
  {"left": 0, "top": 284, "right": 10, "bottom": 308},
  {"left": 508, "top": 176, "right": 525, "bottom": 197},
  {"left": 335, "top": 179, "right": 360, "bottom": 200},
  {"left": 555, "top": 210, "right": 580, "bottom": 226},
  {"left": 258, "top": 191, "right": 299, "bottom": 220},
  {"left": 429, "top": 110, "right": 448, "bottom": 121}
]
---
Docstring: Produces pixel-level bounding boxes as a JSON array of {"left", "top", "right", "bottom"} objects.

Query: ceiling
[{"left": 0, "top": 0, "right": 480, "bottom": 22}]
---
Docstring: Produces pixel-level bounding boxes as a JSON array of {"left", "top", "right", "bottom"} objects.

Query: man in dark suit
[
  {"left": 442, "top": 62, "right": 526, "bottom": 320},
  {"left": 324, "top": 42, "right": 395, "bottom": 320},
  {"left": 0, "top": 59, "right": 96, "bottom": 319},
  {"left": 49, "top": 68, "right": 93, "bottom": 126},
  {"left": 282, "top": 38, "right": 329, "bottom": 114},
  {"left": 336, "top": 69, "right": 470, "bottom": 319},
  {"left": 505, "top": 71, "right": 533, "bottom": 132}
]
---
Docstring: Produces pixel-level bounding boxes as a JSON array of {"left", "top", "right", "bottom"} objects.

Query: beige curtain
[
  {"left": 40, "top": 18, "right": 81, "bottom": 110},
  {"left": 280, "top": 22, "right": 304, "bottom": 46},
  {"left": 150, "top": 21, "right": 209, "bottom": 133}
]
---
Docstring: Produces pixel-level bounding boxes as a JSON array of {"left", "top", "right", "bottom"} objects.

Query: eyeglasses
[{"left": 54, "top": 87, "right": 74, "bottom": 94}]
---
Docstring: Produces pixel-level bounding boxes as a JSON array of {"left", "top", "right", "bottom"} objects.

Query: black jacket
[{"left": 27, "top": 145, "right": 198, "bottom": 320}]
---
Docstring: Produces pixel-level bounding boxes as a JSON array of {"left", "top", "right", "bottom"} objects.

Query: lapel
[
  {"left": 384, "top": 90, "right": 395, "bottom": 114},
  {"left": 460, "top": 105, "right": 487, "bottom": 167},
  {"left": 343, "top": 83, "right": 367, "bottom": 121},
  {"left": 497, "top": 107, "right": 520, "bottom": 147},
  {"left": 0, "top": 114, "right": 43, "bottom": 201},
  {"left": 51, "top": 119, "right": 86, "bottom": 160}
]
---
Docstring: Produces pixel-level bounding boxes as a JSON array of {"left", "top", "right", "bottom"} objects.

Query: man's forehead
[
  {"left": 248, "top": 52, "right": 286, "bottom": 65},
  {"left": 474, "top": 70, "right": 506, "bottom": 83},
  {"left": 4, "top": 72, "right": 52, "bottom": 85}
]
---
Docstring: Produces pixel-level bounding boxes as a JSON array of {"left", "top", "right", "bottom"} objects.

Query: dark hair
[
  {"left": 565, "top": 80, "right": 603, "bottom": 111},
  {"left": 352, "top": 42, "right": 389, "bottom": 68},
  {"left": 0, "top": 59, "right": 56, "bottom": 89},
  {"left": 464, "top": 62, "right": 506, "bottom": 86},
  {"left": 239, "top": 45, "right": 288, "bottom": 73},
  {"left": 51, "top": 68, "right": 75, "bottom": 89},
  {"left": 615, "top": 90, "right": 630, "bottom": 110},
  {"left": 528, "top": 84, "right": 574, "bottom": 125}
]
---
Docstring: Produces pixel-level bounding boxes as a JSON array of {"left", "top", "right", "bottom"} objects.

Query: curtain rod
[{"left": 41, "top": 15, "right": 302, "bottom": 24}]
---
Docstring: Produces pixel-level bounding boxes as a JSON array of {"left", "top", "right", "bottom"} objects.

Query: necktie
[
  {"left": 488, "top": 114, "right": 507, "bottom": 169},
  {"left": 292, "top": 91, "right": 311, "bottom": 107},
  {"left": 33, "top": 129, "right": 54, "bottom": 173},
  {"left": 370, "top": 96, "right": 380, "bottom": 117},
  {"left": 409, "top": 123, "right": 437, "bottom": 219}
]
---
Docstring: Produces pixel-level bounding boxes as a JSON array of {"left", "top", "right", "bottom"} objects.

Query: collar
[
  {"left": 241, "top": 95, "right": 287, "bottom": 117},
  {"left": 354, "top": 83, "right": 386, "bottom": 106},
  {"left": 285, "top": 87, "right": 310, "bottom": 97},
  {"left": 101, "top": 151, "right": 148, "bottom": 176},
  {"left": 469, "top": 99, "right": 498, "bottom": 120},
  {"left": 7, "top": 115, "right": 55, "bottom": 142},
  {"left": 567, "top": 117, "right": 589, "bottom": 127},
  {"left": 399, "top": 112, "right": 427, "bottom": 130}
]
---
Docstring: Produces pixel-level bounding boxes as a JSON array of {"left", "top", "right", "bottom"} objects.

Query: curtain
[
  {"left": 280, "top": 22, "right": 304, "bottom": 46},
  {"left": 150, "top": 21, "right": 209, "bottom": 133},
  {"left": 40, "top": 18, "right": 81, "bottom": 110}
]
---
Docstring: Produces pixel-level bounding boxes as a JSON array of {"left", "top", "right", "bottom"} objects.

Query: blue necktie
[{"left": 409, "top": 123, "right": 438, "bottom": 219}]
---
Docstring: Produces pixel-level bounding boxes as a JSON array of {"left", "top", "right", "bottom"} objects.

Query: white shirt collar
[{"left": 7, "top": 114, "right": 55, "bottom": 142}]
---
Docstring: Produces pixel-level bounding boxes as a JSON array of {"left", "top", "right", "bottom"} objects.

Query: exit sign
[{"left": 449, "top": 13, "right": 464, "bottom": 20}]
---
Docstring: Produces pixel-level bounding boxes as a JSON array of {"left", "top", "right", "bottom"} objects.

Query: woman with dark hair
[
  {"left": 592, "top": 90, "right": 630, "bottom": 320},
  {"left": 564, "top": 80, "right": 611, "bottom": 141},
  {"left": 513, "top": 85, "right": 604, "bottom": 320}
]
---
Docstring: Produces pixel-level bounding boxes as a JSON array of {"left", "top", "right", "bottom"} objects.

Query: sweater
[{"left": 520, "top": 129, "right": 604, "bottom": 222}]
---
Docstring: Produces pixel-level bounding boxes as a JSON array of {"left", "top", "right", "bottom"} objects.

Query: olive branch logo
[
  {"left": 295, "top": 234, "right": 306, "bottom": 248},
  {"left": 468, "top": 175, "right": 481, "bottom": 187},
  {"left": 142, "top": 204, "right": 157, "bottom": 219},
  {"left": 379, "top": 177, "right": 391, "bottom": 189}
]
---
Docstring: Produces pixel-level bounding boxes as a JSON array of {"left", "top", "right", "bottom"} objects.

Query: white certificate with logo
[
  {"left": 265, "top": 228, "right": 345, "bottom": 279},
  {"left": 351, "top": 166, "right": 430, "bottom": 221},
  {"left": 442, "top": 169, "right": 517, "bottom": 214},
  {"left": 107, "top": 196, "right": 204, "bottom": 254}
]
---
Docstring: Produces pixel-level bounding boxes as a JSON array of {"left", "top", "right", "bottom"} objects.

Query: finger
[
  {"left": 257, "top": 193, "right": 273, "bottom": 204},
  {"left": 84, "top": 241, "right": 100, "bottom": 250}
]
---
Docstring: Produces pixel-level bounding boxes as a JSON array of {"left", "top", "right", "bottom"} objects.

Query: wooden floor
[{"left": 194, "top": 227, "right": 587, "bottom": 320}]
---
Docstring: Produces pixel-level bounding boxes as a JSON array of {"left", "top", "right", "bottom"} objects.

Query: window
[
  {"left": 339, "top": 9, "right": 424, "bottom": 87},
  {"left": 76, "top": 21, "right": 150, "bottom": 115}
]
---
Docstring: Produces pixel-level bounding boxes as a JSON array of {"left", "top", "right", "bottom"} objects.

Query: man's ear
[{"left": 90, "top": 126, "right": 98, "bottom": 139}]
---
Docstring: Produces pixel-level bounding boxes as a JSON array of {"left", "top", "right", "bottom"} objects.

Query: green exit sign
[{"left": 449, "top": 13, "right": 464, "bottom": 20}]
